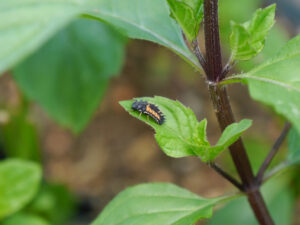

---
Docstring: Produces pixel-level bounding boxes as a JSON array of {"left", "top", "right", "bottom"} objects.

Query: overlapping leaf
[
  {"left": 91, "top": 183, "right": 237, "bottom": 225},
  {"left": 230, "top": 4, "right": 276, "bottom": 61},
  {"left": 120, "top": 96, "right": 251, "bottom": 162},
  {"left": 0, "top": 0, "right": 200, "bottom": 75},
  {"left": 86, "top": 0, "right": 200, "bottom": 70}
]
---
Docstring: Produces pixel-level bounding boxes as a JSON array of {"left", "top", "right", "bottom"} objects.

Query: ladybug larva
[{"left": 131, "top": 100, "right": 165, "bottom": 125}]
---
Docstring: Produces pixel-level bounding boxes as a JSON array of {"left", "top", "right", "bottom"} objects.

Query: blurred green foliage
[
  {"left": 13, "top": 18, "right": 126, "bottom": 133},
  {"left": 0, "top": 103, "right": 40, "bottom": 162},
  {"left": 0, "top": 100, "right": 77, "bottom": 225},
  {"left": 1, "top": 213, "right": 50, "bottom": 225},
  {"left": 27, "top": 183, "right": 77, "bottom": 225},
  {"left": 0, "top": 159, "right": 42, "bottom": 219}
]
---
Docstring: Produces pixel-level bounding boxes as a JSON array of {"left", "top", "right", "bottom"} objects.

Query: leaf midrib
[
  {"left": 114, "top": 207, "right": 211, "bottom": 225},
  {"left": 102, "top": 197, "right": 215, "bottom": 225},
  {"left": 99, "top": 194, "right": 204, "bottom": 224},
  {"left": 231, "top": 74, "right": 300, "bottom": 93}
]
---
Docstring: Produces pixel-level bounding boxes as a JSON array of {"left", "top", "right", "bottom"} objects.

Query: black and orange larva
[{"left": 132, "top": 100, "right": 165, "bottom": 125}]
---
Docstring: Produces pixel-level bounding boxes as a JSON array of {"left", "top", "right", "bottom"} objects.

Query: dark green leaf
[
  {"left": 1, "top": 213, "right": 50, "bottom": 225},
  {"left": 13, "top": 19, "right": 126, "bottom": 133},
  {"left": 0, "top": 159, "right": 42, "bottom": 219},
  {"left": 230, "top": 4, "right": 276, "bottom": 61},
  {"left": 120, "top": 97, "right": 251, "bottom": 162},
  {"left": 225, "top": 34, "right": 300, "bottom": 134},
  {"left": 167, "top": 0, "right": 204, "bottom": 41},
  {"left": 91, "top": 183, "right": 238, "bottom": 225}
]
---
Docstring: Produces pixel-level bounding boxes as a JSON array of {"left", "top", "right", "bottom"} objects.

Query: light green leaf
[
  {"left": 230, "top": 22, "right": 257, "bottom": 60},
  {"left": 86, "top": 0, "right": 200, "bottom": 70},
  {"left": 0, "top": 0, "right": 87, "bottom": 74},
  {"left": 230, "top": 4, "right": 276, "bottom": 61},
  {"left": 0, "top": 159, "right": 42, "bottom": 219},
  {"left": 1, "top": 213, "right": 50, "bottom": 225},
  {"left": 120, "top": 97, "right": 251, "bottom": 162},
  {"left": 287, "top": 128, "right": 300, "bottom": 165},
  {"left": 225, "top": 34, "right": 300, "bottom": 134},
  {"left": 120, "top": 96, "right": 209, "bottom": 158},
  {"left": 13, "top": 19, "right": 126, "bottom": 133},
  {"left": 208, "top": 119, "right": 252, "bottom": 161},
  {"left": 91, "top": 183, "right": 238, "bottom": 225},
  {"left": 167, "top": 0, "right": 204, "bottom": 42},
  {"left": 219, "top": 0, "right": 288, "bottom": 72}
]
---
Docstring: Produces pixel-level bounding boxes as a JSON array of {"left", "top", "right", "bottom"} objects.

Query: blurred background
[{"left": 0, "top": 0, "right": 300, "bottom": 224}]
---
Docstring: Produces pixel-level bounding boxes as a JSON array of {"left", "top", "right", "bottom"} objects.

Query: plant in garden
[{"left": 1, "top": 0, "right": 300, "bottom": 224}]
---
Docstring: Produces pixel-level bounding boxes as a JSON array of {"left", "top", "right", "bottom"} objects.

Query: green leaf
[
  {"left": 287, "top": 128, "right": 300, "bottom": 165},
  {"left": 230, "top": 22, "right": 257, "bottom": 60},
  {"left": 120, "top": 96, "right": 209, "bottom": 158},
  {"left": 1, "top": 213, "right": 50, "bottom": 225},
  {"left": 86, "top": 0, "right": 200, "bottom": 70},
  {"left": 13, "top": 19, "right": 126, "bottom": 133},
  {"left": 1, "top": 0, "right": 200, "bottom": 75},
  {"left": 225, "top": 34, "right": 300, "bottom": 134},
  {"left": 0, "top": 0, "right": 87, "bottom": 74},
  {"left": 0, "top": 159, "right": 42, "bottom": 219},
  {"left": 208, "top": 119, "right": 252, "bottom": 161},
  {"left": 219, "top": 0, "right": 288, "bottom": 72},
  {"left": 207, "top": 177, "right": 294, "bottom": 225},
  {"left": 166, "top": 0, "right": 204, "bottom": 42},
  {"left": 91, "top": 183, "right": 238, "bottom": 225},
  {"left": 230, "top": 4, "right": 276, "bottom": 61},
  {"left": 120, "top": 97, "right": 251, "bottom": 162}
]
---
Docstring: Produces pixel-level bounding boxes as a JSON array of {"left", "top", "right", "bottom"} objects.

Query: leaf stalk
[{"left": 256, "top": 123, "right": 291, "bottom": 184}]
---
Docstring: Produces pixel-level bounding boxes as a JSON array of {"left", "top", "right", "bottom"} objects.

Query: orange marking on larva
[{"left": 146, "top": 105, "right": 160, "bottom": 119}]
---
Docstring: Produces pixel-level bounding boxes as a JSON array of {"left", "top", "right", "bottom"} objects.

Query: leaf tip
[
  {"left": 240, "top": 118, "right": 253, "bottom": 128},
  {"left": 119, "top": 99, "right": 134, "bottom": 111}
]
